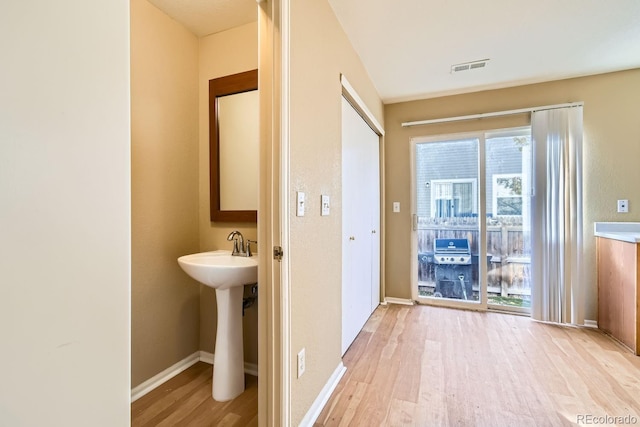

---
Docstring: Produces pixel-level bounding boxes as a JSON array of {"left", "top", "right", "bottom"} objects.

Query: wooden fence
[{"left": 417, "top": 216, "right": 531, "bottom": 297}]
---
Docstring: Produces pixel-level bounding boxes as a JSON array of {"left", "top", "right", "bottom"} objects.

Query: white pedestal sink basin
[{"left": 177, "top": 250, "right": 257, "bottom": 401}]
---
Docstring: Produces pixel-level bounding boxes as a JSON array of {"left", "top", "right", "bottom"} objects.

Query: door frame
[{"left": 257, "top": 0, "right": 289, "bottom": 424}]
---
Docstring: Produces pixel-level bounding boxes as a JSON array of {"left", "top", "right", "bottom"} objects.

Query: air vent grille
[{"left": 451, "top": 59, "right": 489, "bottom": 73}]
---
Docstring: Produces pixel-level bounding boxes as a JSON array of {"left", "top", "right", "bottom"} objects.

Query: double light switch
[{"left": 296, "top": 192, "right": 331, "bottom": 216}]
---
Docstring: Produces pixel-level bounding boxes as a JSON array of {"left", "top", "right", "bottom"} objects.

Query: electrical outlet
[
  {"left": 617, "top": 199, "right": 629, "bottom": 213},
  {"left": 297, "top": 348, "right": 306, "bottom": 378}
]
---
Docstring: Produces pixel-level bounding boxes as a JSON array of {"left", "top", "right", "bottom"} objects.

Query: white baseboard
[
  {"left": 199, "top": 350, "right": 215, "bottom": 365},
  {"left": 584, "top": 319, "right": 598, "bottom": 328},
  {"left": 299, "top": 362, "right": 347, "bottom": 427},
  {"left": 131, "top": 351, "right": 259, "bottom": 402},
  {"left": 131, "top": 351, "right": 200, "bottom": 402},
  {"left": 384, "top": 297, "right": 415, "bottom": 306},
  {"left": 199, "top": 351, "right": 259, "bottom": 376}
]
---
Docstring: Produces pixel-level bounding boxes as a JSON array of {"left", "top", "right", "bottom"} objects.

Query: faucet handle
[{"left": 246, "top": 240, "right": 257, "bottom": 257}]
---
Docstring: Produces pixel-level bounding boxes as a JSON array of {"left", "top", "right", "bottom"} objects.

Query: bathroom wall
[
  {"left": 0, "top": 0, "right": 130, "bottom": 424},
  {"left": 131, "top": 1, "right": 260, "bottom": 386},
  {"left": 198, "top": 22, "right": 260, "bottom": 364},
  {"left": 288, "top": 1, "right": 384, "bottom": 424},
  {"left": 130, "top": 0, "right": 201, "bottom": 387},
  {"left": 384, "top": 68, "right": 640, "bottom": 322}
]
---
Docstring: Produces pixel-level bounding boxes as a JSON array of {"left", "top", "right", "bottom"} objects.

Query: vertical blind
[{"left": 530, "top": 106, "right": 584, "bottom": 325}]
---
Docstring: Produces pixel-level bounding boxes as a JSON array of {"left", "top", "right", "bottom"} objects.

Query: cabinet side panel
[{"left": 597, "top": 238, "right": 614, "bottom": 334}]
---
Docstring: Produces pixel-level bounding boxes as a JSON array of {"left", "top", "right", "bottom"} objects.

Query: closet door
[
  {"left": 342, "top": 96, "right": 380, "bottom": 355},
  {"left": 367, "top": 129, "right": 381, "bottom": 312}
]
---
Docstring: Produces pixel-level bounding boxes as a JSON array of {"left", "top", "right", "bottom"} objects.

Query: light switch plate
[
  {"left": 321, "top": 195, "right": 330, "bottom": 216},
  {"left": 393, "top": 202, "right": 400, "bottom": 213},
  {"left": 297, "top": 192, "right": 305, "bottom": 216},
  {"left": 297, "top": 348, "right": 306, "bottom": 378}
]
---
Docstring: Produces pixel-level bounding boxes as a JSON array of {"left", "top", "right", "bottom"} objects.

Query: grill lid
[{"left": 434, "top": 238, "right": 471, "bottom": 254}]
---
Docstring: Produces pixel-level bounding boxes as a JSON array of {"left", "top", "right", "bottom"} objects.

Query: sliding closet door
[{"left": 342, "top": 96, "right": 380, "bottom": 355}]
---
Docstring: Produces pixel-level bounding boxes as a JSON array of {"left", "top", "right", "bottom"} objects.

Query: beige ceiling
[
  {"left": 147, "top": 0, "right": 640, "bottom": 104},
  {"left": 146, "top": 0, "right": 257, "bottom": 37}
]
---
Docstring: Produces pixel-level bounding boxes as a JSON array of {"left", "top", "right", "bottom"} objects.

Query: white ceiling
[
  {"left": 147, "top": 0, "right": 257, "bottom": 37},
  {"left": 328, "top": 0, "right": 640, "bottom": 103},
  {"left": 148, "top": 0, "right": 640, "bottom": 104}
]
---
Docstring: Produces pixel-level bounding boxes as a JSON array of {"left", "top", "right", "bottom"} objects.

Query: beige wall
[
  {"left": 198, "top": 22, "right": 260, "bottom": 362},
  {"left": 384, "top": 69, "right": 640, "bottom": 321},
  {"left": 131, "top": 0, "right": 201, "bottom": 387},
  {"left": 289, "top": 1, "right": 384, "bottom": 423},
  {"left": 0, "top": 0, "right": 130, "bottom": 424}
]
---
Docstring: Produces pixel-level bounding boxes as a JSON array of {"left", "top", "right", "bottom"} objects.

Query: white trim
[
  {"left": 130, "top": 352, "right": 200, "bottom": 402},
  {"left": 131, "top": 351, "right": 259, "bottom": 402},
  {"left": 298, "top": 362, "right": 347, "bottom": 427},
  {"left": 384, "top": 297, "right": 415, "bottom": 306},
  {"left": 280, "top": 0, "right": 292, "bottom": 424},
  {"left": 402, "top": 102, "right": 584, "bottom": 127},
  {"left": 199, "top": 351, "right": 259, "bottom": 376},
  {"left": 341, "top": 75, "right": 385, "bottom": 136},
  {"left": 199, "top": 350, "right": 215, "bottom": 364},
  {"left": 584, "top": 319, "right": 598, "bottom": 329}
]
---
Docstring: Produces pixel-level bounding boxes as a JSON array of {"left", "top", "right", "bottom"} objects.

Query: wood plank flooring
[
  {"left": 131, "top": 362, "right": 257, "bottom": 426},
  {"left": 315, "top": 304, "right": 640, "bottom": 427},
  {"left": 131, "top": 304, "right": 640, "bottom": 426}
]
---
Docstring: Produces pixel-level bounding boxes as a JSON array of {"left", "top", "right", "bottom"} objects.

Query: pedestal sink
[{"left": 177, "top": 250, "right": 257, "bottom": 401}]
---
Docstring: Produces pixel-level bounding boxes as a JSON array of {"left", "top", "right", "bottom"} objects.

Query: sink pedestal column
[{"left": 212, "top": 286, "right": 245, "bottom": 401}]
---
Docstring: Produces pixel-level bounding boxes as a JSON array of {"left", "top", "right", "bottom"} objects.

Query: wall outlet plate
[{"left": 393, "top": 202, "right": 400, "bottom": 213}]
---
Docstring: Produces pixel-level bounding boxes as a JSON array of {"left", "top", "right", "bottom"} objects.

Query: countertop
[{"left": 594, "top": 222, "right": 640, "bottom": 243}]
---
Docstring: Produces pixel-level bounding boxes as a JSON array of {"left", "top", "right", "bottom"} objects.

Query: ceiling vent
[{"left": 451, "top": 59, "right": 489, "bottom": 73}]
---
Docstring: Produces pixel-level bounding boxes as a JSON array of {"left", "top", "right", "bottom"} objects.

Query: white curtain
[{"left": 530, "top": 106, "right": 584, "bottom": 324}]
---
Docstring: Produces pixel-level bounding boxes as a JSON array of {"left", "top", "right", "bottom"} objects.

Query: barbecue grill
[{"left": 433, "top": 238, "right": 473, "bottom": 300}]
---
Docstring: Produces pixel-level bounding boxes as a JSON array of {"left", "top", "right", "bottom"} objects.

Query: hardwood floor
[
  {"left": 132, "top": 305, "right": 640, "bottom": 426},
  {"left": 131, "top": 362, "right": 258, "bottom": 426},
  {"left": 315, "top": 304, "right": 640, "bottom": 427}
]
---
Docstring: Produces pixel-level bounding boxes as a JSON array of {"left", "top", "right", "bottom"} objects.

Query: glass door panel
[
  {"left": 485, "top": 130, "right": 532, "bottom": 312},
  {"left": 415, "top": 138, "right": 480, "bottom": 304}
]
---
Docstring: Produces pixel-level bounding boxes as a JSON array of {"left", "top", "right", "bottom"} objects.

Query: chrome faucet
[{"left": 226, "top": 230, "right": 246, "bottom": 256}]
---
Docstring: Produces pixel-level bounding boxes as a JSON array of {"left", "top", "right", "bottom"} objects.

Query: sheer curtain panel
[{"left": 531, "top": 106, "right": 584, "bottom": 325}]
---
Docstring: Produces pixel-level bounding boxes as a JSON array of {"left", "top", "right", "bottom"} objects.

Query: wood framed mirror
[{"left": 209, "top": 69, "right": 258, "bottom": 222}]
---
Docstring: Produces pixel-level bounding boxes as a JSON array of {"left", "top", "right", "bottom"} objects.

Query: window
[
  {"left": 493, "top": 174, "right": 523, "bottom": 216},
  {"left": 430, "top": 179, "right": 477, "bottom": 217}
]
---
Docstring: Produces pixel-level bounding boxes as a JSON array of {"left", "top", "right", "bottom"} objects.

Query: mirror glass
[
  {"left": 218, "top": 90, "right": 259, "bottom": 210},
  {"left": 209, "top": 70, "right": 258, "bottom": 222}
]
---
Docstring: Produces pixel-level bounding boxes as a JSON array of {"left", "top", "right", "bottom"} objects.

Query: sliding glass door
[
  {"left": 414, "top": 137, "right": 481, "bottom": 306},
  {"left": 485, "top": 129, "right": 532, "bottom": 313},
  {"left": 413, "top": 128, "right": 532, "bottom": 313}
]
